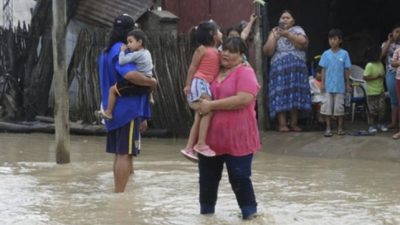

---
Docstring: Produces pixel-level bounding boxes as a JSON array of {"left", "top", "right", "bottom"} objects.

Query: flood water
[{"left": 1, "top": 133, "right": 400, "bottom": 225}]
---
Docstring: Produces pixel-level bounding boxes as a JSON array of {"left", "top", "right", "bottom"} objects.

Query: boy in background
[{"left": 319, "top": 29, "right": 352, "bottom": 137}]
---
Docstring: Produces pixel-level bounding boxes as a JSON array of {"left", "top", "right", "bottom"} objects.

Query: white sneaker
[
  {"left": 377, "top": 124, "right": 388, "bottom": 132},
  {"left": 368, "top": 126, "right": 377, "bottom": 133}
]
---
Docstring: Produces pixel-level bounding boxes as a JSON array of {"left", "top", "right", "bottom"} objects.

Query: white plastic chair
[{"left": 349, "top": 65, "right": 369, "bottom": 123}]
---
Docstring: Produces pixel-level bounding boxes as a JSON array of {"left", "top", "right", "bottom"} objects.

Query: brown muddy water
[{"left": 1, "top": 132, "right": 400, "bottom": 225}]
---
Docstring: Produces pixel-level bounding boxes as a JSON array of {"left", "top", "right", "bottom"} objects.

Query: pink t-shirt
[
  {"left": 392, "top": 48, "right": 400, "bottom": 80},
  {"left": 193, "top": 47, "right": 220, "bottom": 83},
  {"left": 206, "top": 65, "right": 261, "bottom": 156}
]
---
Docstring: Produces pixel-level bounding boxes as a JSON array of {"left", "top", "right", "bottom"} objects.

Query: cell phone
[{"left": 278, "top": 21, "right": 285, "bottom": 29}]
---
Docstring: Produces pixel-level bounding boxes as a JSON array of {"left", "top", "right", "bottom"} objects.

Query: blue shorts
[
  {"left": 106, "top": 119, "right": 141, "bottom": 156},
  {"left": 187, "top": 78, "right": 212, "bottom": 103}
]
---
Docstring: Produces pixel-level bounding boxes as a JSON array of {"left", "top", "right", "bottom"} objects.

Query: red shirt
[
  {"left": 206, "top": 65, "right": 261, "bottom": 156},
  {"left": 193, "top": 47, "right": 220, "bottom": 83}
]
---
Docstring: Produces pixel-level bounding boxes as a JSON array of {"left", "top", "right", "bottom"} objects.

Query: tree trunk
[
  {"left": 254, "top": 4, "right": 266, "bottom": 130},
  {"left": 52, "top": 0, "right": 70, "bottom": 164}
]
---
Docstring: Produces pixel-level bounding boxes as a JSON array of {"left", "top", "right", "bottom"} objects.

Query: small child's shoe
[
  {"left": 180, "top": 148, "right": 198, "bottom": 162},
  {"left": 324, "top": 129, "right": 333, "bottom": 137},
  {"left": 368, "top": 126, "right": 377, "bottom": 133},
  {"left": 377, "top": 124, "right": 388, "bottom": 132},
  {"left": 193, "top": 144, "right": 216, "bottom": 157},
  {"left": 95, "top": 110, "right": 112, "bottom": 121}
]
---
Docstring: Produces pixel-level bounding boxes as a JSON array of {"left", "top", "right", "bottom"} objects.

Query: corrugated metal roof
[{"left": 75, "top": 0, "right": 153, "bottom": 28}]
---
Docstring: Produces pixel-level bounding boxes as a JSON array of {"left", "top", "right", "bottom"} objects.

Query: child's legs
[
  {"left": 337, "top": 116, "right": 344, "bottom": 130},
  {"left": 187, "top": 78, "right": 212, "bottom": 146},
  {"left": 105, "top": 85, "right": 118, "bottom": 115},
  {"left": 367, "top": 95, "right": 379, "bottom": 125},
  {"left": 332, "top": 93, "right": 345, "bottom": 129},
  {"left": 325, "top": 116, "right": 331, "bottom": 130},
  {"left": 320, "top": 93, "right": 334, "bottom": 130},
  {"left": 187, "top": 78, "right": 211, "bottom": 109},
  {"left": 185, "top": 112, "right": 201, "bottom": 149},
  {"left": 377, "top": 93, "right": 386, "bottom": 124},
  {"left": 197, "top": 112, "right": 213, "bottom": 146},
  {"left": 146, "top": 74, "right": 155, "bottom": 103},
  {"left": 196, "top": 94, "right": 212, "bottom": 146}
]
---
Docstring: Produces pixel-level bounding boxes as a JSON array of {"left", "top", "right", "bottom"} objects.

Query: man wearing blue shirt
[{"left": 98, "top": 14, "right": 157, "bottom": 192}]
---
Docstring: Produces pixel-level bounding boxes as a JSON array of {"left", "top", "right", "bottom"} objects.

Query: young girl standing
[
  {"left": 363, "top": 45, "right": 388, "bottom": 133},
  {"left": 181, "top": 21, "right": 223, "bottom": 161}
]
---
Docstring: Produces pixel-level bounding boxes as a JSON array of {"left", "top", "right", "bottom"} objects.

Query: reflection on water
[{"left": 0, "top": 133, "right": 400, "bottom": 225}]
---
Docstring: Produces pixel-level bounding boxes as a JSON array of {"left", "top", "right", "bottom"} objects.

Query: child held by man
[{"left": 98, "top": 29, "right": 155, "bottom": 120}]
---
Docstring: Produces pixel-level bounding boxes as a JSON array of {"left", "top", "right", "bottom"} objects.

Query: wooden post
[
  {"left": 52, "top": 0, "right": 70, "bottom": 164},
  {"left": 254, "top": 4, "right": 265, "bottom": 130}
]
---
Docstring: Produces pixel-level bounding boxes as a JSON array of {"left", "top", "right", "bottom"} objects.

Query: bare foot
[
  {"left": 392, "top": 132, "right": 400, "bottom": 140},
  {"left": 289, "top": 125, "right": 302, "bottom": 132},
  {"left": 278, "top": 126, "right": 290, "bottom": 132}
]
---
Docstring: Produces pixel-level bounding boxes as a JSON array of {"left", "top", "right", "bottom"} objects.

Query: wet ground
[{"left": 1, "top": 132, "right": 400, "bottom": 225}]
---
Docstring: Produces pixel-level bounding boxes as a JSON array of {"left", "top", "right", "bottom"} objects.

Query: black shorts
[
  {"left": 115, "top": 80, "right": 149, "bottom": 96},
  {"left": 106, "top": 119, "right": 141, "bottom": 156}
]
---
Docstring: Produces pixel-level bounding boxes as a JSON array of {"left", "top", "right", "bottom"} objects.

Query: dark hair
[
  {"left": 328, "top": 28, "right": 343, "bottom": 39},
  {"left": 105, "top": 14, "right": 135, "bottom": 52},
  {"left": 191, "top": 21, "right": 219, "bottom": 46},
  {"left": 222, "top": 37, "right": 247, "bottom": 54},
  {"left": 315, "top": 66, "right": 322, "bottom": 74},
  {"left": 281, "top": 9, "right": 296, "bottom": 21},
  {"left": 392, "top": 23, "right": 400, "bottom": 31},
  {"left": 127, "top": 29, "right": 148, "bottom": 48},
  {"left": 365, "top": 45, "right": 382, "bottom": 63},
  {"left": 226, "top": 27, "right": 242, "bottom": 37}
]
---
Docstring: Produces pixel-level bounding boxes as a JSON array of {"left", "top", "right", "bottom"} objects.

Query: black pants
[{"left": 198, "top": 153, "right": 257, "bottom": 219}]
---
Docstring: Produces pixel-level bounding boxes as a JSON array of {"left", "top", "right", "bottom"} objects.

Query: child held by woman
[{"left": 180, "top": 21, "right": 223, "bottom": 161}]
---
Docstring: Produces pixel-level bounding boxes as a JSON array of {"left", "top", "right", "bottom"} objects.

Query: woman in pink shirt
[{"left": 197, "top": 37, "right": 261, "bottom": 220}]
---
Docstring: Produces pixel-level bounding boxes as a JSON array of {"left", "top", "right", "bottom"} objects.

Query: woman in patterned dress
[{"left": 263, "top": 10, "right": 311, "bottom": 132}]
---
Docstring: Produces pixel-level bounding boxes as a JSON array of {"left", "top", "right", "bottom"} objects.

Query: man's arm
[{"left": 124, "top": 71, "right": 157, "bottom": 89}]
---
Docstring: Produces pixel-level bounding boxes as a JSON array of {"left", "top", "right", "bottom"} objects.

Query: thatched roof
[{"left": 75, "top": 0, "right": 153, "bottom": 28}]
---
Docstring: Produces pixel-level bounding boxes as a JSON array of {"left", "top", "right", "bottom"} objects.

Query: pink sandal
[
  {"left": 193, "top": 144, "right": 216, "bottom": 157},
  {"left": 180, "top": 148, "right": 198, "bottom": 162}
]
